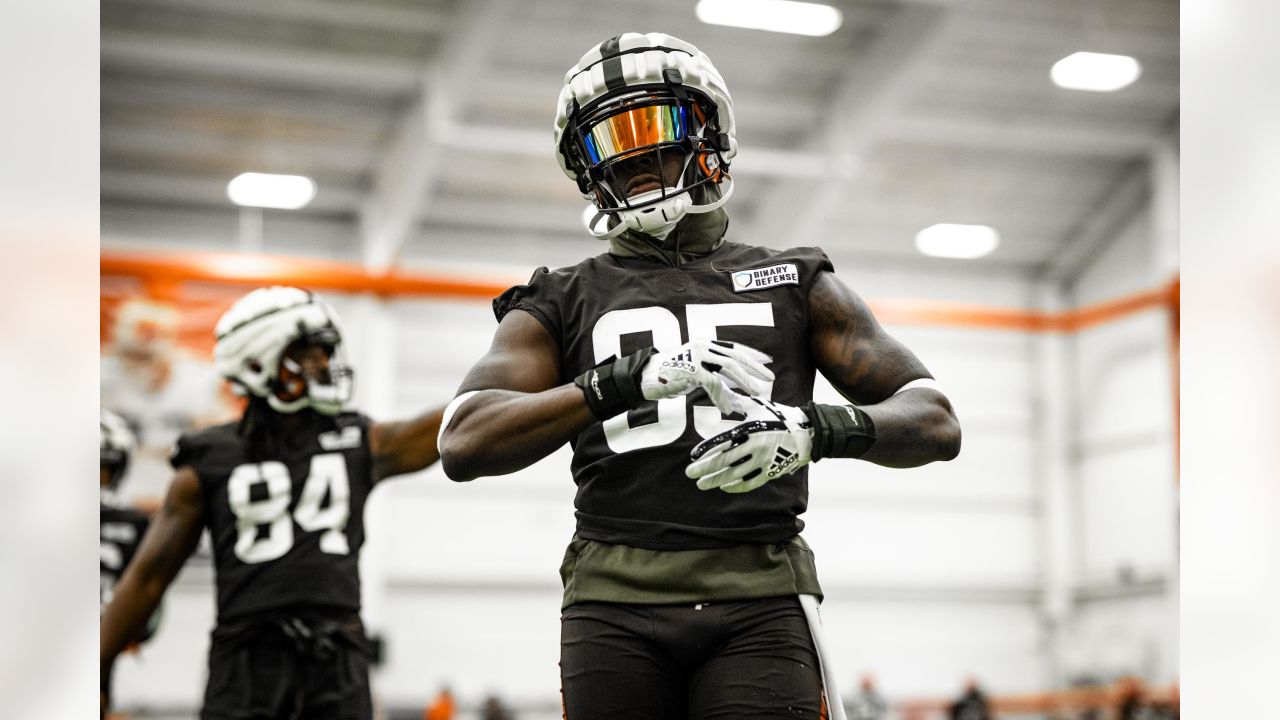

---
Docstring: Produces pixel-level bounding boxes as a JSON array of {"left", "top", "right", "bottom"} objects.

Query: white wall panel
[
  {"left": 1062, "top": 595, "right": 1177, "bottom": 684},
  {"left": 1075, "top": 317, "right": 1173, "bottom": 444},
  {"left": 803, "top": 503, "right": 1038, "bottom": 585},
  {"left": 1069, "top": 213, "right": 1177, "bottom": 582},
  {"left": 369, "top": 453, "right": 578, "bottom": 582},
  {"left": 377, "top": 589, "right": 565, "bottom": 708},
  {"left": 1078, "top": 449, "right": 1177, "bottom": 582},
  {"left": 820, "top": 600, "right": 1045, "bottom": 699},
  {"left": 1062, "top": 196, "right": 1178, "bottom": 687}
]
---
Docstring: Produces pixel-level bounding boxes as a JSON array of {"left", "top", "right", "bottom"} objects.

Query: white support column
[
  {"left": 1034, "top": 283, "right": 1078, "bottom": 688},
  {"left": 343, "top": 295, "right": 399, "bottom": 637}
]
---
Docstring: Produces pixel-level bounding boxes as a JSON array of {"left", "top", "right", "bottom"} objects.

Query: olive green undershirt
[{"left": 559, "top": 535, "right": 824, "bottom": 609}]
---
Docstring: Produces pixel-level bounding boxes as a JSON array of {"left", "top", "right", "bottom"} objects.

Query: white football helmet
[
  {"left": 554, "top": 33, "right": 736, "bottom": 240},
  {"left": 100, "top": 408, "right": 135, "bottom": 489},
  {"left": 214, "top": 286, "right": 353, "bottom": 415}
]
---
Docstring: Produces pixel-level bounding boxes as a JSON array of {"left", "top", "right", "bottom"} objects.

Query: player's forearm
[
  {"left": 100, "top": 572, "right": 167, "bottom": 673},
  {"left": 372, "top": 406, "right": 447, "bottom": 480},
  {"left": 439, "top": 385, "right": 595, "bottom": 481},
  {"left": 855, "top": 389, "right": 961, "bottom": 468}
]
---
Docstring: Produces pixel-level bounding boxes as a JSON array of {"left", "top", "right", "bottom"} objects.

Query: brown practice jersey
[
  {"left": 100, "top": 502, "right": 150, "bottom": 608},
  {"left": 170, "top": 412, "right": 374, "bottom": 622},
  {"left": 495, "top": 242, "right": 835, "bottom": 550}
]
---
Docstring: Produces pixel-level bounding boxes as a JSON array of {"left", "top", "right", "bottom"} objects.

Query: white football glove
[
  {"left": 640, "top": 339, "right": 774, "bottom": 415},
  {"left": 685, "top": 397, "right": 814, "bottom": 494}
]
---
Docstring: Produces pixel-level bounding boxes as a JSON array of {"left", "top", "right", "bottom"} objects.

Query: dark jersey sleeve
[
  {"left": 791, "top": 246, "right": 836, "bottom": 288},
  {"left": 493, "top": 266, "right": 563, "bottom": 340},
  {"left": 789, "top": 246, "right": 835, "bottom": 329},
  {"left": 169, "top": 430, "right": 206, "bottom": 470}
]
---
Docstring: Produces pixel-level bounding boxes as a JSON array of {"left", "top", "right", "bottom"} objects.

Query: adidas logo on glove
[
  {"left": 768, "top": 446, "right": 799, "bottom": 478},
  {"left": 661, "top": 348, "right": 697, "bottom": 375}
]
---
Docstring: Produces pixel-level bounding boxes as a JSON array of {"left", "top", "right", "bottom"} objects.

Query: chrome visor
[{"left": 582, "top": 104, "right": 688, "bottom": 165}]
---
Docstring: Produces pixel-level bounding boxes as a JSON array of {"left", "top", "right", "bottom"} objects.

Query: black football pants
[
  {"left": 201, "top": 612, "right": 373, "bottom": 720},
  {"left": 561, "top": 596, "right": 826, "bottom": 719}
]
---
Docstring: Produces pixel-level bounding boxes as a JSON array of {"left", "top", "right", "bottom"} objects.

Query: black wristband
[
  {"left": 573, "top": 347, "right": 657, "bottom": 420},
  {"left": 802, "top": 402, "right": 876, "bottom": 460}
]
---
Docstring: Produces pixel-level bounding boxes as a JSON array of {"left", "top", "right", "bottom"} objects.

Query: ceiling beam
[
  {"left": 102, "top": 125, "right": 378, "bottom": 176},
  {"left": 883, "top": 114, "right": 1164, "bottom": 157},
  {"left": 741, "top": 2, "right": 962, "bottom": 247},
  {"left": 101, "top": 32, "right": 421, "bottom": 94},
  {"left": 102, "top": 169, "right": 364, "bottom": 213},
  {"left": 358, "top": 0, "right": 516, "bottom": 272},
  {"left": 1037, "top": 160, "right": 1150, "bottom": 285},
  {"left": 101, "top": 78, "right": 395, "bottom": 130},
  {"left": 113, "top": 0, "right": 446, "bottom": 34}
]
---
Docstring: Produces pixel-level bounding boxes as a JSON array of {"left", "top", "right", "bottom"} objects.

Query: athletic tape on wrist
[
  {"left": 573, "top": 347, "right": 656, "bottom": 420},
  {"left": 803, "top": 402, "right": 876, "bottom": 461}
]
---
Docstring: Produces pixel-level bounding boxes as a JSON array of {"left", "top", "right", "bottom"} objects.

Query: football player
[
  {"left": 101, "top": 410, "right": 146, "bottom": 606},
  {"left": 100, "top": 409, "right": 161, "bottom": 633},
  {"left": 101, "top": 287, "right": 447, "bottom": 720},
  {"left": 438, "top": 34, "right": 962, "bottom": 719},
  {"left": 100, "top": 409, "right": 164, "bottom": 720}
]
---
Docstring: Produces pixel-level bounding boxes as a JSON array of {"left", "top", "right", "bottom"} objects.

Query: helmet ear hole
[{"left": 248, "top": 360, "right": 263, "bottom": 373}]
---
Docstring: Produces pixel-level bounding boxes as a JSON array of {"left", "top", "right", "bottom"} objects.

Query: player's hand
[
  {"left": 686, "top": 397, "right": 813, "bottom": 493},
  {"left": 640, "top": 340, "right": 773, "bottom": 415}
]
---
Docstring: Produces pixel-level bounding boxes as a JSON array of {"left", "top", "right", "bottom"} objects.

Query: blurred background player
[
  {"left": 100, "top": 409, "right": 148, "bottom": 610},
  {"left": 439, "top": 33, "right": 960, "bottom": 719},
  {"left": 1116, "top": 675, "right": 1162, "bottom": 720},
  {"left": 479, "top": 694, "right": 515, "bottom": 720},
  {"left": 846, "top": 673, "right": 888, "bottom": 720},
  {"left": 99, "top": 410, "right": 163, "bottom": 671},
  {"left": 949, "top": 677, "right": 992, "bottom": 720},
  {"left": 101, "top": 286, "right": 448, "bottom": 720},
  {"left": 101, "top": 298, "right": 235, "bottom": 507},
  {"left": 423, "top": 685, "right": 456, "bottom": 720}
]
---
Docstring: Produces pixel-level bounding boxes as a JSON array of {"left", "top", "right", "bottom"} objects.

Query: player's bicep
[
  {"left": 456, "top": 309, "right": 562, "bottom": 394},
  {"left": 808, "top": 271, "right": 931, "bottom": 404}
]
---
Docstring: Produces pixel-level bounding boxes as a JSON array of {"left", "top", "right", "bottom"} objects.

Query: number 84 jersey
[
  {"left": 495, "top": 242, "right": 835, "bottom": 551},
  {"left": 170, "top": 412, "right": 373, "bottom": 622}
]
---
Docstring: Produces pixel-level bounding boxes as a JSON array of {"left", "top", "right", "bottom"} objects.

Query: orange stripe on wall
[
  {"left": 101, "top": 250, "right": 1179, "bottom": 334},
  {"left": 870, "top": 281, "right": 1178, "bottom": 333},
  {"left": 101, "top": 251, "right": 518, "bottom": 301}
]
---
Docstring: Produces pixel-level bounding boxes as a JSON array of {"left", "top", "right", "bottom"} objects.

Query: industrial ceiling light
[
  {"left": 1050, "top": 51, "right": 1142, "bottom": 92},
  {"left": 915, "top": 223, "right": 1000, "bottom": 259},
  {"left": 696, "top": 0, "right": 843, "bottom": 37},
  {"left": 227, "top": 172, "right": 317, "bottom": 209}
]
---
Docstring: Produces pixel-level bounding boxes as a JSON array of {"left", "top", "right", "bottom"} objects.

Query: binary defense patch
[{"left": 730, "top": 263, "right": 800, "bottom": 293}]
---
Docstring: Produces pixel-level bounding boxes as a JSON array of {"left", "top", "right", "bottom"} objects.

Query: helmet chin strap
[{"left": 585, "top": 175, "right": 734, "bottom": 240}]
